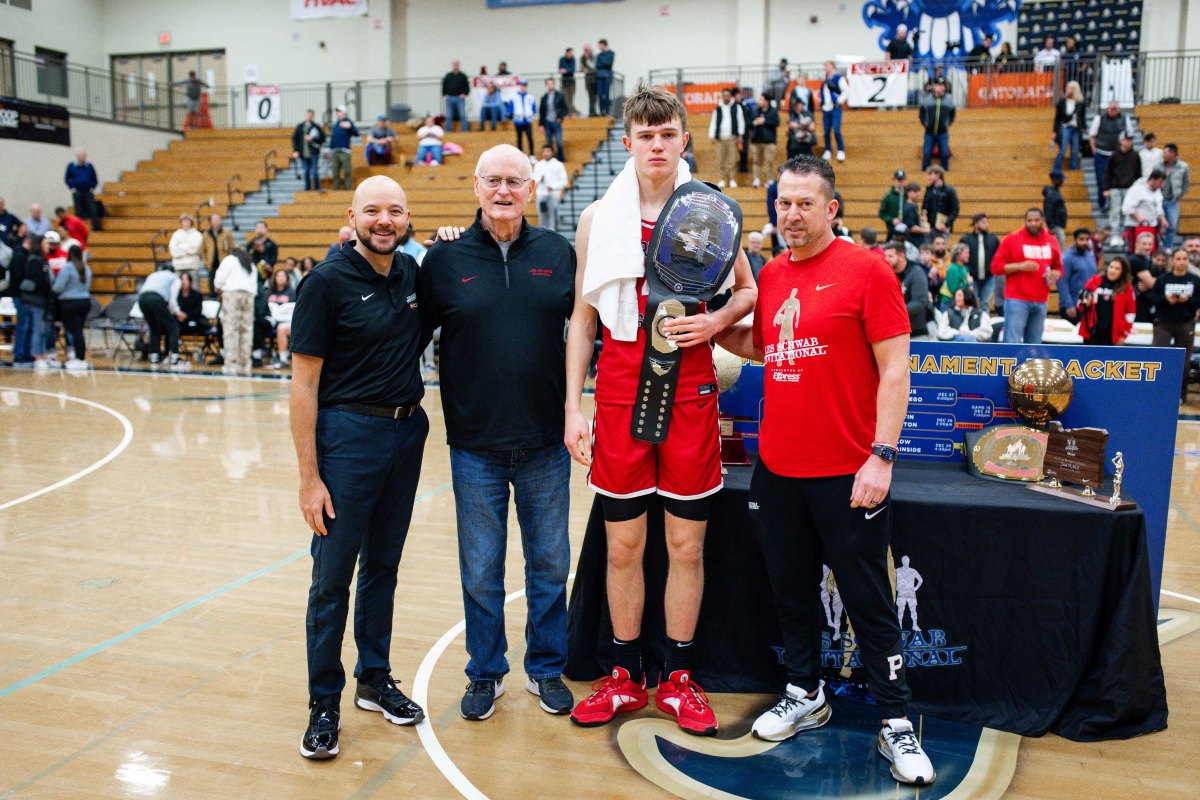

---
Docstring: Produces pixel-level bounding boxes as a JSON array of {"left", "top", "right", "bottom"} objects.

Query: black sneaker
[
  {"left": 355, "top": 676, "right": 424, "bottom": 725},
  {"left": 300, "top": 705, "right": 340, "bottom": 760},
  {"left": 525, "top": 676, "right": 574, "bottom": 715},
  {"left": 460, "top": 679, "right": 505, "bottom": 721}
]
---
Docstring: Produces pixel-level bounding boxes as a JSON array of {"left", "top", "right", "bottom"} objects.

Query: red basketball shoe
[
  {"left": 655, "top": 670, "right": 718, "bottom": 736},
  {"left": 570, "top": 667, "right": 648, "bottom": 727}
]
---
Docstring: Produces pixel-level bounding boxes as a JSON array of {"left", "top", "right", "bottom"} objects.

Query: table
[{"left": 565, "top": 461, "right": 1167, "bottom": 741}]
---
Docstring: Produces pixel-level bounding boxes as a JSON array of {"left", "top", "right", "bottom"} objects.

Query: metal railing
[
  {"left": 5, "top": 49, "right": 624, "bottom": 131},
  {"left": 648, "top": 50, "right": 1200, "bottom": 113}
]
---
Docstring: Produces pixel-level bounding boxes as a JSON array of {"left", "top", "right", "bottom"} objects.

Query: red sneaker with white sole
[
  {"left": 655, "top": 670, "right": 718, "bottom": 736},
  {"left": 570, "top": 667, "right": 648, "bottom": 727}
]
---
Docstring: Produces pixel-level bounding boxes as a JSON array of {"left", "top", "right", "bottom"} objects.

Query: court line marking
[
  {"left": 0, "top": 386, "right": 134, "bottom": 512},
  {"left": 412, "top": 571, "right": 576, "bottom": 800},
  {"left": 0, "top": 481, "right": 453, "bottom": 701},
  {"left": 1163, "top": 589, "right": 1200, "bottom": 606}
]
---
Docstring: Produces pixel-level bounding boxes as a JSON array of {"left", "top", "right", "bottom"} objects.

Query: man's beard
[{"left": 358, "top": 226, "right": 399, "bottom": 255}]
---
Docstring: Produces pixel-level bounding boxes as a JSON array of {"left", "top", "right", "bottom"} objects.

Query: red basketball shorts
[{"left": 588, "top": 397, "right": 723, "bottom": 500}]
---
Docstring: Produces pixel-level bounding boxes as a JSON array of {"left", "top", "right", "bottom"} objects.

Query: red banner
[
  {"left": 967, "top": 71, "right": 1054, "bottom": 108},
  {"left": 661, "top": 79, "right": 823, "bottom": 114}
]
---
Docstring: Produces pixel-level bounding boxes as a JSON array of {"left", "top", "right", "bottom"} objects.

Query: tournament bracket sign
[
  {"left": 904, "top": 341, "right": 1182, "bottom": 608},
  {"left": 848, "top": 60, "right": 909, "bottom": 107},
  {"left": 245, "top": 85, "right": 281, "bottom": 126},
  {"left": 719, "top": 340, "right": 1182, "bottom": 606}
]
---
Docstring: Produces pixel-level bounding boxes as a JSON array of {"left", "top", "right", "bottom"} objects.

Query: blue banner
[{"left": 721, "top": 341, "right": 1184, "bottom": 608}]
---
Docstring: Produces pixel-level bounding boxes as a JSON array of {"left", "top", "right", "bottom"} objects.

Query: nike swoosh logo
[
  {"left": 816, "top": 283, "right": 836, "bottom": 291},
  {"left": 865, "top": 505, "right": 887, "bottom": 520},
  {"left": 661, "top": 696, "right": 682, "bottom": 713},
  {"left": 462, "top": 276, "right": 478, "bottom": 283},
  {"left": 361, "top": 293, "right": 374, "bottom": 301}
]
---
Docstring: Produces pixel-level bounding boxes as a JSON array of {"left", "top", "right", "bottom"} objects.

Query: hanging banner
[
  {"left": 0, "top": 97, "right": 71, "bottom": 146},
  {"left": 289, "top": 0, "right": 368, "bottom": 21},
  {"left": 848, "top": 60, "right": 909, "bottom": 107},
  {"left": 966, "top": 70, "right": 1054, "bottom": 108},
  {"left": 246, "top": 85, "right": 282, "bottom": 125}
]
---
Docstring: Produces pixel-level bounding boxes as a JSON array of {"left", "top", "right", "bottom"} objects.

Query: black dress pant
[
  {"left": 138, "top": 292, "right": 178, "bottom": 356},
  {"left": 747, "top": 461, "right": 910, "bottom": 719},
  {"left": 58, "top": 298, "right": 90, "bottom": 360}
]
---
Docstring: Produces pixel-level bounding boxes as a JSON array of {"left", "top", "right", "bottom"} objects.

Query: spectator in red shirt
[
  {"left": 1078, "top": 255, "right": 1135, "bottom": 346},
  {"left": 54, "top": 206, "right": 88, "bottom": 249},
  {"left": 991, "top": 208, "right": 1063, "bottom": 344}
]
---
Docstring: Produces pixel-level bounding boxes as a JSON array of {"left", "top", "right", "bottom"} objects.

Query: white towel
[{"left": 583, "top": 158, "right": 692, "bottom": 341}]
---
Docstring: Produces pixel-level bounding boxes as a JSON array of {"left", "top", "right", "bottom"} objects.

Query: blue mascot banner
[{"left": 863, "top": 0, "right": 1021, "bottom": 67}]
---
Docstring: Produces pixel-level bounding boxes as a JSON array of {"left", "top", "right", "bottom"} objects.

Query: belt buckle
[{"left": 393, "top": 406, "right": 403, "bottom": 420}]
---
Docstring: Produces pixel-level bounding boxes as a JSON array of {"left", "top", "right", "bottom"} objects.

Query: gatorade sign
[{"left": 246, "top": 85, "right": 281, "bottom": 126}]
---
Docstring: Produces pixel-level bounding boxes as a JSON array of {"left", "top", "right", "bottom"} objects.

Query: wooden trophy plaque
[{"left": 1026, "top": 423, "right": 1135, "bottom": 510}]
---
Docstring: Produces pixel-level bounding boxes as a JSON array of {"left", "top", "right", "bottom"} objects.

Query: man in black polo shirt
[
  {"left": 289, "top": 175, "right": 429, "bottom": 760},
  {"left": 419, "top": 144, "right": 577, "bottom": 722}
]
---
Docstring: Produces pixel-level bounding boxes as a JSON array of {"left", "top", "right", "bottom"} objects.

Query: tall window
[{"left": 34, "top": 46, "right": 67, "bottom": 97}]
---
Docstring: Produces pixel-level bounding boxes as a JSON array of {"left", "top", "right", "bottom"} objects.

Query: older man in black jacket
[
  {"left": 539, "top": 78, "right": 570, "bottom": 161},
  {"left": 292, "top": 110, "right": 326, "bottom": 191},
  {"left": 419, "top": 144, "right": 577, "bottom": 723}
]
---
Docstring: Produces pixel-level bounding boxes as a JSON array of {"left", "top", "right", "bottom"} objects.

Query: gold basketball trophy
[{"left": 965, "top": 358, "right": 1072, "bottom": 482}]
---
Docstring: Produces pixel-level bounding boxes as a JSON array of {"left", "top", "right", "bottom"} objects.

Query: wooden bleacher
[
  {"left": 265, "top": 117, "right": 613, "bottom": 263},
  {"left": 89, "top": 128, "right": 291, "bottom": 302},
  {"left": 689, "top": 106, "right": 1094, "bottom": 245}
]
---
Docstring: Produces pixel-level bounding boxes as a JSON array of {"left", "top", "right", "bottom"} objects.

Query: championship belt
[{"left": 633, "top": 181, "right": 743, "bottom": 443}]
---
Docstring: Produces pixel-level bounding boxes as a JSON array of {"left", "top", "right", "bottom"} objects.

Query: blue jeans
[
  {"left": 301, "top": 154, "right": 320, "bottom": 191},
  {"left": 480, "top": 105, "right": 502, "bottom": 130},
  {"left": 596, "top": 74, "right": 612, "bottom": 115},
  {"left": 822, "top": 106, "right": 844, "bottom": 154},
  {"left": 1163, "top": 199, "right": 1181, "bottom": 249},
  {"left": 306, "top": 406, "right": 429, "bottom": 705},
  {"left": 444, "top": 95, "right": 469, "bottom": 132},
  {"left": 1002, "top": 299, "right": 1047, "bottom": 344},
  {"left": 415, "top": 143, "right": 443, "bottom": 164},
  {"left": 542, "top": 120, "right": 564, "bottom": 160},
  {"left": 923, "top": 132, "right": 950, "bottom": 170},
  {"left": 1093, "top": 153, "right": 1110, "bottom": 210},
  {"left": 1053, "top": 126, "right": 1081, "bottom": 172},
  {"left": 977, "top": 274, "right": 996, "bottom": 312},
  {"left": 449, "top": 444, "right": 571, "bottom": 682},
  {"left": 12, "top": 297, "right": 34, "bottom": 363}
]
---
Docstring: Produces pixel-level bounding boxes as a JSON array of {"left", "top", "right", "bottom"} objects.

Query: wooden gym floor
[{"left": 1, "top": 367, "right": 1198, "bottom": 799}]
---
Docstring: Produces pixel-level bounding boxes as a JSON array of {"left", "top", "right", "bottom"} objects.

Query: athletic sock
[
  {"left": 612, "top": 636, "right": 642, "bottom": 679},
  {"left": 664, "top": 637, "right": 694, "bottom": 677}
]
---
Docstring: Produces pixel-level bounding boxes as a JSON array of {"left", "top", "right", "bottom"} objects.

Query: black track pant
[{"left": 747, "top": 461, "right": 909, "bottom": 719}]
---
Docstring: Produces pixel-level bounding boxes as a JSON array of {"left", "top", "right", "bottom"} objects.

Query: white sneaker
[
  {"left": 751, "top": 680, "right": 831, "bottom": 741},
  {"left": 729, "top": 180, "right": 738, "bottom": 188},
  {"left": 716, "top": 179, "right": 726, "bottom": 188},
  {"left": 822, "top": 150, "right": 832, "bottom": 161},
  {"left": 752, "top": 179, "right": 761, "bottom": 188},
  {"left": 45, "top": 356, "right": 62, "bottom": 368},
  {"left": 33, "top": 359, "right": 50, "bottom": 371},
  {"left": 149, "top": 353, "right": 160, "bottom": 365},
  {"left": 879, "top": 718, "right": 936, "bottom": 785},
  {"left": 65, "top": 359, "right": 89, "bottom": 371},
  {"left": 837, "top": 151, "right": 846, "bottom": 162}
]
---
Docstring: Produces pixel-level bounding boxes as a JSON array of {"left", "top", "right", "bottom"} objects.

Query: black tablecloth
[{"left": 565, "top": 461, "right": 1168, "bottom": 741}]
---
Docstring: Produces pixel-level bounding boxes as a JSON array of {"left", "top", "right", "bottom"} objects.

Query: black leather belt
[{"left": 330, "top": 403, "right": 420, "bottom": 419}]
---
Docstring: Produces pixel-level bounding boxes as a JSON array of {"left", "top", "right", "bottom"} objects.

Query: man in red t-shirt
[
  {"left": 716, "top": 154, "right": 935, "bottom": 787},
  {"left": 54, "top": 206, "right": 89, "bottom": 249},
  {"left": 991, "top": 207, "right": 1063, "bottom": 344},
  {"left": 564, "top": 84, "right": 757, "bottom": 736}
]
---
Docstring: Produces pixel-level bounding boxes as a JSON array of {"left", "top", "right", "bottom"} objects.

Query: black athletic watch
[{"left": 871, "top": 443, "right": 899, "bottom": 463}]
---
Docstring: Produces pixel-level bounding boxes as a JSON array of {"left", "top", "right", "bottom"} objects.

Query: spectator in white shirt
[
  {"left": 1033, "top": 37, "right": 1061, "bottom": 71},
  {"left": 214, "top": 247, "right": 259, "bottom": 375},
  {"left": 1139, "top": 132, "right": 1164, "bottom": 179},
  {"left": 415, "top": 116, "right": 445, "bottom": 166},
  {"left": 169, "top": 213, "right": 204, "bottom": 272},
  {"left": 532, "top": 144, "right": 569, "bottom": 231},
  {"left": 1121, "top": 169, "right": 1168, "bottom": 238}
]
